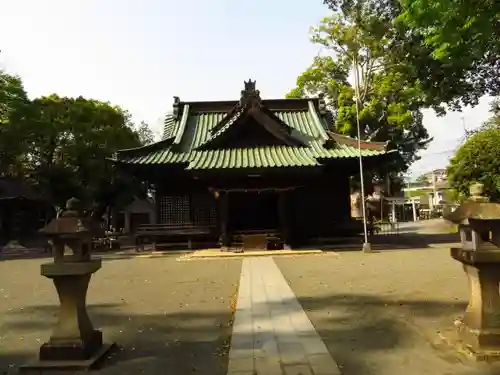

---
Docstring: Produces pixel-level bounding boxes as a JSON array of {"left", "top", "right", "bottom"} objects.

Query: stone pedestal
[
  {"left": 21, "top": 261, "right": 115, "bottom": 371},
  {"left": 450, "top": 249, "right": 500, "bottom": 359},
  {"left": 441, "top": 185, "right": 500, "bottom": 361},
  {"left": 40, "top": 261, "right": 103, "bottom": 360},
  {"left": 20, "top": 198, "right": 116, "bottom": 372}
]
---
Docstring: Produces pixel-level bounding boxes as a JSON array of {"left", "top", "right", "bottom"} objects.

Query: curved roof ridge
[
  {"left": 326, "top": 131, "right": 388, "bottom": 151},
  {"left": 307, "top": 100, "right": 329, "bottom": 141},
  {"left": 162, "top": 114, "right": 177, "bottom": 140}
]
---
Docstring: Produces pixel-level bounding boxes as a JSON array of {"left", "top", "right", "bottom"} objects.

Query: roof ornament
[
  {"left": 244, "top": 79, "right": 256, "bottom": 92},
  {"left": 172, "top": 96, "right": 181, "bottom": 119},
  {"left": 318, "top": 93, "right": 328, "bottom": 115},
  {"left": 240, "top": 79, "right": 261, "bottom": 108}
]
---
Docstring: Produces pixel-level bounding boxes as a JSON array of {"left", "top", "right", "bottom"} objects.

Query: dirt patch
[
  {"left": 276, "top": 249, "right": 489, "bottom": 375},
  {"left": 0, "top": 256, "right": 242, "bottom": 375}
]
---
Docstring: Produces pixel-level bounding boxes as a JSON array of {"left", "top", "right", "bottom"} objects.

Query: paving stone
[
  {"left": 278, "top": 341, "right": 308, "bottom": 365},
  {"left": 227, "top": 357, "right": 254, "bottom": 374},
  {"left": 308, "top": 353, "right": 342, "bottom": 375},
  {"left": 299, "top": 336, "right": 330, "bottom": 356},
  {"left": 236, "top": 296, "right": 252, "bottom": 310},
  {"left": 288, "top": 310, "right": 315, "bottom": 332},
  {"left": 254, "top": 356, "right": 282, "bottom": 375},
  {"left": 230, "top": 334, "right": 254, "bottom": 351},
  {"left": 229, "top": 348, "right": 254, "bottom": 360},
  {"left": 282, "top": 364, "right": 313, "bottom": 375},
  {"left": 227, "top": 258, "right": 341, "bottom": 375}
]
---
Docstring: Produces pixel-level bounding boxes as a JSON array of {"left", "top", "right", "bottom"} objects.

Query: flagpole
[{"left": 353, "top": 54, "right": 372, "bottom": 253}]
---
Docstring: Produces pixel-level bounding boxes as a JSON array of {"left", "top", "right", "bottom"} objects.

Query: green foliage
[
  {"left": 400, "top": 0, "right": 500, "bottom": 61},
  {"left": 22, "top": 95, "right": 146, "bottom": 212},
  {"left": 443, "top": 188, "right": 461, "bottom": 204},
  {"left": 398, "top": 0, "right": 500, "bottom": 108},
  {"left": 0, "top": 71, "right": 155, "bottom": 217},
  {"left": 414, "top": 173, "right": 429, "bottom": 185},
  {"left": 447, "top": 120, "right": 500, "bottom": 201},
  {"left": 135, "top": 121, "right": 156, "bottom": 145},
  {"left": 323, "top": 0, "right": 500, "bottom": 110},
  {"left": 0, "top": 70, "right": 31, "bottom": 176},
  {"left": 288, "top": 8, "right": 432, "bottom": 175}
]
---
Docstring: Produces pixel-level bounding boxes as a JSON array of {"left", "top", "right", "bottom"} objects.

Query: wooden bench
[{"left": 134, "top": 224, "right": 211, "bottom": 252}]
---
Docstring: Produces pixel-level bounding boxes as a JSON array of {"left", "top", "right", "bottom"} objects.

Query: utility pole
[
  {"left": 352, "top": 2, "right": 371, "bottom": 253},
  {"left": 353, "top": 54, "right": 371, "bottom": 253},
  {"left": 432, "top": 171, "right": 437, "bottom": 210}
]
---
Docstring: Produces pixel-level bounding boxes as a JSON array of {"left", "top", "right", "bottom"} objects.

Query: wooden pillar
[
  {"left": 278, "top": 191, "right": 291, "bottom": 250},
  {"left": 124, "top": 211, "right": 131, "bottom": 234},
  {"left": 155, "top": 194, "right": 162, "bottom": 224},
  {"left": 391, "top": 201, "right": 397, "bottom": 223},
  {"left": 218, "top": 191, "right": 230, "bottom": 250},
  {"left": 411, "top": 199, "right": 417, "bottom": 222}
]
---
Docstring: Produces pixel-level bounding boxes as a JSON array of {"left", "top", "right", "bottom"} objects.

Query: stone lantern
[
  {"left": 21, "top": 198, "right": 115, "bottom": 371},
  {"left": 443, "top": 183, "right": 500, "bottom": 361}
]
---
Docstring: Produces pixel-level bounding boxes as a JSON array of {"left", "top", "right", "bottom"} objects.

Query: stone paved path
[{"left": 228, "top": 257, "right": 340, "bottom": 375}]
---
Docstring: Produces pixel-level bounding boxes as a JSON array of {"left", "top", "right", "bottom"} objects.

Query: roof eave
[
  {"left": 325, "top": 131, "right": 389, "bottom": 151},
  {"left": 316, "top": 149, "right": 397, "bottom": 163}
]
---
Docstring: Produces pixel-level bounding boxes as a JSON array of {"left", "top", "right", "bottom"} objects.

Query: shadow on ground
[
  {"left": 3, "top": 293, "right": 489, "bottom": 375},
  {"left": 292, "top": 293, "right": 491, "bottom": 375},
  {"left": 1, "top": 303, "right": 234, "bottom": 375},
  {"left": 313, "top": 232, "right": 460, "bottom": 252}
]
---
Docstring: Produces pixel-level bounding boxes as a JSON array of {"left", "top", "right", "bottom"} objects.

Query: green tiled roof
[{"left": 118, "top": 97, "right": 391, "bottom": 170}]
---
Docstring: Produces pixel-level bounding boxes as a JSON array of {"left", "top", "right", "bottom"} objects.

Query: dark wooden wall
[
  {"left": 149, "top": 164, "right": 352, "bottom": 246},
  {"left": 227, "top": 191, "right": 279, "bottom": 232},
  {"left": 289, "top": 172, "right": 351, "bottom": 244},
  {"left": 152, "top": 170, "right": 218, "bottom": 230}
]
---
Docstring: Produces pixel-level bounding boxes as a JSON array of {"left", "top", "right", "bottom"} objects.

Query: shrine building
[{"left": 113, "top": 80, "right": 396, "bottom": 249}]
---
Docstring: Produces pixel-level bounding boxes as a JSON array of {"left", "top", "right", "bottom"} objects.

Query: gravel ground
[
  {"left": 276, "top": 249, "right": 499, "bottom": 375},
  {"left": 0, "top": 255, "right": 241, "bottom": 375}
]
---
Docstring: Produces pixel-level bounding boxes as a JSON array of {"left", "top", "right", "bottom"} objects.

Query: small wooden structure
[
  {"left": 113, "top": 80, "right": 397, "bottom": 250},
  {"left": 0, "top": 177, "right": 50, "bottom": 243},
  {"left": 123, "top": 197, "right": 156, "bottom": 234}
]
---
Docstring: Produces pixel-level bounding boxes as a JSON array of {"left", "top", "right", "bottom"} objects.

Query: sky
[{"left": 0, "top": 0, "right": 494, "bottom": 177}]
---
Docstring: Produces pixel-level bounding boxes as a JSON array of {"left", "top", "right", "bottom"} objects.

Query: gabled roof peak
[
  {"left": 170, "top": 78, "right": 325, "bottom": 114},
  {"left": 240, "top": 79, "right": 261, "bottom": 108}
]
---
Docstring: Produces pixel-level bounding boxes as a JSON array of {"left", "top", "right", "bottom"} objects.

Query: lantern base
[
  {"left": 40, "top": 329, "right": 103, "bottom": 361},
  {"left": 438, "top": 327, "right": 500, "bottom": 362},
  {"left": 20, "top": 342, "right": 116, "bottom": 372}
]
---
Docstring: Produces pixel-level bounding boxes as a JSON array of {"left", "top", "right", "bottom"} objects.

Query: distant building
[
  {"left": 403, "top": 169, "right": 453, "bottom": 209},
  {"left": 419, "top": 168, "right": 447, "bottom": 185}
]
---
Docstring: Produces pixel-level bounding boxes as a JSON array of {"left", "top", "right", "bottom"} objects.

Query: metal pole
[{"left": 353, "top": 55, "right": 372, "bottom": 253}]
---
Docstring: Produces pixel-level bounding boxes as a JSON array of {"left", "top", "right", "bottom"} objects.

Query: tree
[
  {"left": 415, "top": 173, "right": 430, "bottom": 185},
  {"left": 287, "top": 9, "right": 432, "bottom": 176},
  {"left": 0, "top": 70, "right": 30, "bottom": 176},
  {"left": 447, "top": 102, "right": 500, "bottom": 201},
  {"left": 23, "top": 95, "right": 146, "bottom": 214},
  {"left": 135, "top": 121, "right": 156, "bottom": 145},
  {"left": 398, "top": 0, "right": 500, "bottom": 108},
  {"left": 399, "top": 0, "right": 500, "bottom": 64},
  {"left": 323, "top": 0, "right": 500, "bottom": 110}
]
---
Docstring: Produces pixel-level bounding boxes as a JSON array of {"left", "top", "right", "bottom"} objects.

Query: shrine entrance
[{"left": 228, "top": 191, "right": 279, "bottom": 233}]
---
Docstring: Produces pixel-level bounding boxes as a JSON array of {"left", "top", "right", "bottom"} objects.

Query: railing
[
  {"left": 372, "top": 221, "right": 400, "bottom": 236},
  {"left": 135, "top": 224, "right": 213, "bottom": 251}
]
